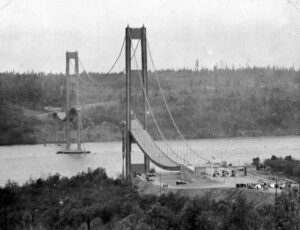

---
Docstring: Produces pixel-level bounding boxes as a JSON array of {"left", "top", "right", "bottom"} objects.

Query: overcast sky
[{"left": 0, "top": 0, "right": 300, "bottom": 73}]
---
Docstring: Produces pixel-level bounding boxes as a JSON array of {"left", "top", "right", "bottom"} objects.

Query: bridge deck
[{"left": 130, "top": 118, "right": 180, "bottom": 171}]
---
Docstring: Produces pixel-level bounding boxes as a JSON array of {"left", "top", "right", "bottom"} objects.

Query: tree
[
  {"left": 180, "top": 196, "right": 214, "bottom": 230},
  {"left": 252, "top": 157, "right": 260, "bottom": 169},
  {"left": 0, "top": 182, "right": 19, "bottom": 230},
  {"left": 226, "top": 194, "right": 260, "bottom": 230}
]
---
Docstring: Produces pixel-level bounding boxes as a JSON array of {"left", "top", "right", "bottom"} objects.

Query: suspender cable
[
  {"left": 129, "top": 31, "right": 188, "bottom": 165},
  {"left": 146, "top": 39, "right": 209, "bottom": 162}
]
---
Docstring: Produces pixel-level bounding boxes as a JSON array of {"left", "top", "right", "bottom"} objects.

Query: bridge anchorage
[
  {"left": 57, "top": 51, "right": 90, "bottom": 154},
  {"left": 122, "top": 26, "right": 208, "bottom": 181}
]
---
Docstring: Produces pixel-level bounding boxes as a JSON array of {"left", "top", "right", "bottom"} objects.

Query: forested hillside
[{"left": 0, "top": 66, "right": 300, "bottom": 144}]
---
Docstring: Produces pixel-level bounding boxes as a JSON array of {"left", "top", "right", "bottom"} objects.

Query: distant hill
[{"left": 0, "top": 66, "right": 300, "bottom": 144}]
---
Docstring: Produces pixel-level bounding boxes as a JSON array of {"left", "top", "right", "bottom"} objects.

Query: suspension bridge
[{"left": 57, "top": 26, "right": 211, "bottom": 180}]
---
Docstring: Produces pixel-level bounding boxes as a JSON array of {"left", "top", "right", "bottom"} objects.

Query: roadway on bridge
[{"left": 130, "top": 118, "right": 181, "bottom": 171}]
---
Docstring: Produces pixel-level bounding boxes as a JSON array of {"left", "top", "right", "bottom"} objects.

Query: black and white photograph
[{"left": 0, "top": 0, "right": 300, "bottom": 229}]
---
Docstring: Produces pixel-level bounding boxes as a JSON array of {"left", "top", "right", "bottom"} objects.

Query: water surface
[{"left": 0, "top": 136, "right": 299, "bottom": 186}]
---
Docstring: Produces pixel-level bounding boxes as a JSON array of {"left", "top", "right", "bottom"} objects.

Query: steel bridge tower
[
  {"left": 57, "top": 51, "right": 90, "bottom": 154},
  {"left": 124, "top": 26, "right": 149, "bottom": 180},
  {"left": 66, "top": 52, "right": 79, "bottom": 150}
]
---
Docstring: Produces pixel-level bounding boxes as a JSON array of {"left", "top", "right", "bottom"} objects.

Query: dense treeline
[
  {"left": 260, "top": 155, "right": 300, "bottom": 179},
  {"left": 0, "top": 102, "right": 37, "bottom": 144},
  {"left": 0, "top": 78, "right": 38, "bottom": 144},
  {"left": 0, "top": 72, "right": 65, "bottom": 144},
  {"left": 0, "top": 66, "right": 300, "bottom": 144},
  {"left": 0, "top": 168, "right": 299, "bottom": 230},
  {"left": 0, "top": 72, "right": 65, "bottom": 109}
]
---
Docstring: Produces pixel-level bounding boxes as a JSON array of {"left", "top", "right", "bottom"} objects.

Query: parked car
[
  {"left": 176, "top": 180, "right": 187, "bottom": 185},
  {"left": 269, "top": 183, "right": 275, "bottom": 188},
  {"left": 279, "top": 183, "right": 286, "bottom": 190},
  {"left": 254, "top": 184, "right": 262, "bottom": 190},
  {"left": 146, "top": 173, "right": 156, "bottom": 177},
  {"left": 247, "top": 183, "right": 255, "bottom": 189}
]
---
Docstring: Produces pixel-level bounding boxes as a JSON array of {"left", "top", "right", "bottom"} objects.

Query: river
[{"left": 0, "top": 135, "right": 299, "bottom": 186}]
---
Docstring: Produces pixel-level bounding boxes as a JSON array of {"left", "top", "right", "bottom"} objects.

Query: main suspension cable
[
  {"left": 104, "top": 36, "right": 125, "bottom": 77},
  {"left": 78, "top": 39, "right": 141, "bottom": 87},
  {"left": 77, "top": 37, "right": 126, "bottom": 87}
]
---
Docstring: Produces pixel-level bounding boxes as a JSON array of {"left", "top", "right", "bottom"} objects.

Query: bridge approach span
[{"left": 130, "top": 118, "right": 181, "bottom": 171}]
